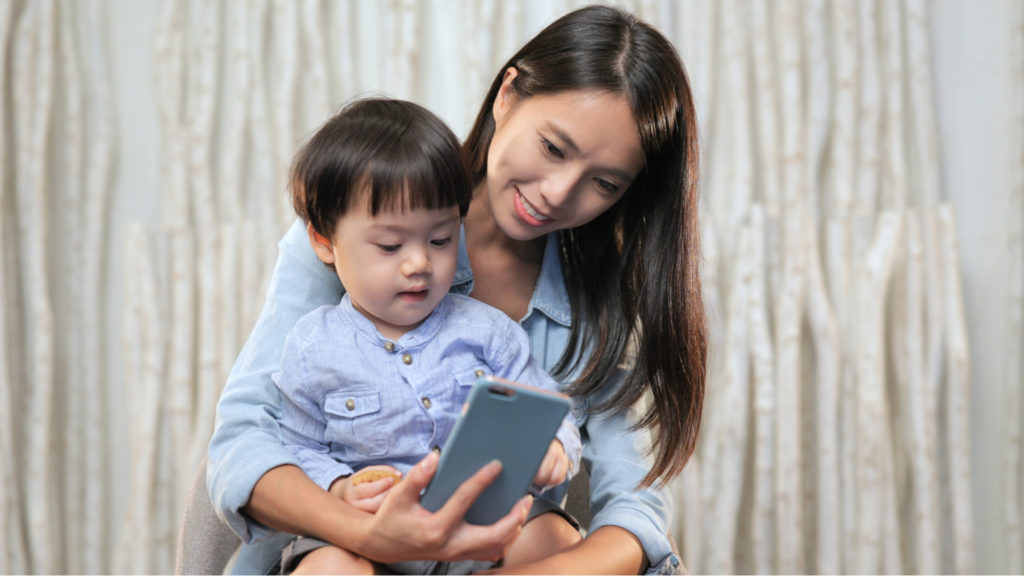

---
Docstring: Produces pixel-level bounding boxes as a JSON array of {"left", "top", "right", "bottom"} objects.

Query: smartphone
[{"left": 419, "top": 375, "right": 571, "bottom": 525}]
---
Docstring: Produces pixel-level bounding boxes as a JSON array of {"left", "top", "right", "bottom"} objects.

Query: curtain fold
[{"left": 0, "top": 1, "right": 1019, "bottom": 573}]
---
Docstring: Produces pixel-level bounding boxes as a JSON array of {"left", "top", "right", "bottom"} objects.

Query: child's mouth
[{"left": 399, "top": 289, "right": 428, "bottom": 303}]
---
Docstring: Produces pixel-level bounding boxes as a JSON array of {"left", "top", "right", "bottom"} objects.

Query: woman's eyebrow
[
  {"left": 546, "top": 121, "right": 637, "bottom": 182},
  {"left": 546, "top": 121, "right": 580, "bottom": 154}
]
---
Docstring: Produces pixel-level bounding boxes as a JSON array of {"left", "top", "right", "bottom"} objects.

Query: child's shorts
[{"left": 280, "top": 496, "right": 579, "bottom": 575}]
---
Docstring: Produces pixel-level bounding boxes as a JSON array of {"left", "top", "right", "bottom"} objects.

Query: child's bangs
[{"left": 364, "top": 144, "right": 471, "bottom": 217}]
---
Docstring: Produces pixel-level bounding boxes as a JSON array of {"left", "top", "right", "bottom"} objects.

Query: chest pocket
[
  {"left": 324, "top": 391, "right": 390, "bottom": 457},
  {"left": 452, "top": 363, "right": 490, "bottom": 402}
]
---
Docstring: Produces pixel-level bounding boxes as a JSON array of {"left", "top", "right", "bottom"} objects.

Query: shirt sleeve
[
  {"left": 583, "top": 369, "right": 682, "bottom": 575},
  {"left": 206, "top": 218, "right": 343, "bottom": 543}
]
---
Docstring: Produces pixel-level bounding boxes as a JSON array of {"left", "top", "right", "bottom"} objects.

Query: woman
[{"left": 206, "top": 5, "right": 705, "bottom": 574}]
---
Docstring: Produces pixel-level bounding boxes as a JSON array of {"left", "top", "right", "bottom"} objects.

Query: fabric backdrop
[{"left": 0, "top": 0, "right": 1021, "bottom": 573}]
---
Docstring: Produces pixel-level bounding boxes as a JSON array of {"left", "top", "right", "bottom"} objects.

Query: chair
[{"left": 175, "top": 457, "right": 243, "bottom": 574}]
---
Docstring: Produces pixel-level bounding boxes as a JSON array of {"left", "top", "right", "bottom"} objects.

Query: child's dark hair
[{"left": 291, "top": 98, "right": 472, "bottom": 240}]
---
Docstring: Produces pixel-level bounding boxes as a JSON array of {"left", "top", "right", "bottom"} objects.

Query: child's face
[{"left": 314, "top": 193, "right": 461, "bottom": 340}]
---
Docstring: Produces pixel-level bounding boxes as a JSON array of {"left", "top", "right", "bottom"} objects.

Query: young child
[{"left": 272, "top": 98, "right": 582, "bottom": 574}]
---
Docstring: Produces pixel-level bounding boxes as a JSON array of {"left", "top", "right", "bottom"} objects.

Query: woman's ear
[
  {"left": 492, "top": 67, "right": 519, "bottom": 124},
  {"left": 307, "top": 223, "right": 336, "bottom": 265}
]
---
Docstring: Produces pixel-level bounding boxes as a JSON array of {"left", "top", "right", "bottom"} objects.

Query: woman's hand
[
  {"left": 351, "top": 452, "right": 532, "bottom": 563},
  {"left": 328, "top": 465, "right": 401, "bottom": 514},
  {"left": 245, "top": 454, "right": 530, "bottom": 565},
  {"left": 533, "top": 440, "right": 569, "bottom": 488}
]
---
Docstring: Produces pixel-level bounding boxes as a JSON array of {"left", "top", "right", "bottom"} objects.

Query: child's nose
[{"left": 402, "top": 246, "right": 431, "bottom": 276}]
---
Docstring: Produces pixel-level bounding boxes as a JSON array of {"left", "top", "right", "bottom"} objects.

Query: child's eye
[
  {"left": 431, "top": 237, "right": 452, "bottom": 248},
  {"left": 596, "top": 178, "right": 620, "bottom": 194},
  {"left": 377, "top": 244, "right": 400, "bottom": 253},
  {"left": 541, "top": 138, "right": 565, "bottom": 159}
]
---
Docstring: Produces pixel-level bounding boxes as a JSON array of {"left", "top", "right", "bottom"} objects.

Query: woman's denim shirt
[{"left": 207, "top": 219, "right": 682, "bottom": 575}]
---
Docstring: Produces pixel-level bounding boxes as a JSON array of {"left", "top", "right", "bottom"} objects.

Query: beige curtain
[{"left": 1, "top": 0, "right": 1021, "bottom": 573}]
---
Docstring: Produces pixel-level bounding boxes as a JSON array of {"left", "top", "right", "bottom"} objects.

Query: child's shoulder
[
  {"left": 441, "top": 294, "right": 527, "bottom": 346},
  {"left": 443, "top": 293, "right": 513, "bottom": 324},
  {"left": 291, "top": 302, "right": 350, "bottom": 337}
]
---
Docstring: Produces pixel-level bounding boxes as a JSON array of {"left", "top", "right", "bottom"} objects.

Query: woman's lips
[{"left": 513, "top": 189, "right": 552, "bottom": 227}]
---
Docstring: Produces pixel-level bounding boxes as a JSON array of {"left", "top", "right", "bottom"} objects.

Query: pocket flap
[{"left": 324, "top": 391, "right": 381, "bottom": 419}]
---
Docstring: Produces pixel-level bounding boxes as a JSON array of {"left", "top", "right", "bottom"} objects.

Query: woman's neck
[
  {"left": 464, "top": 185, "right": 545, "bottom": 262},
  {"left": 464, "top": 184, "right": 546, "bottom": 320}
]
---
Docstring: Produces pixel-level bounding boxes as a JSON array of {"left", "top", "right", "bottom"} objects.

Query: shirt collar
[
  {"left": 451, "top": 223, "right": 474, "bottom": 296},
  {"left": 338, "top": 292, "right": 450, "bottom": 348},
  {"left": 527, "top": 232, "right": 571, "bottom": 327}
]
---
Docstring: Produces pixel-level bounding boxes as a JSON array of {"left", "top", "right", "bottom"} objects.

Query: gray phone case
[{"left": 419, "top": 375, "right": 571, "bottom": 525}]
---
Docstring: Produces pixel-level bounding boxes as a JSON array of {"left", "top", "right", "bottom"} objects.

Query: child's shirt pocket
[{"left": 324, "top": 390, "right": 390, "bottom": 458}]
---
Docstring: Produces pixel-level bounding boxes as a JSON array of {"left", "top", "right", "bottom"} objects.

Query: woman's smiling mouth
[{"left": 514, "top": 189, "right": 552, "bottom": 226}]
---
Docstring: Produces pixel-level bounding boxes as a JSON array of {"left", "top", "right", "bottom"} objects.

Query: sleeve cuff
[{"left": 588, "top": 513, "right": 680, "bottom": 575}]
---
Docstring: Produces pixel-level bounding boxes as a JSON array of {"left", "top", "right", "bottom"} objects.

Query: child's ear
[{"left": 307, "top": 223, "right": 336, "bottom": 265}]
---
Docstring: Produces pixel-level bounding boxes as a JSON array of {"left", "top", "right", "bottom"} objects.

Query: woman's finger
[
  {"left": 433, "top": 459, "right": 503, "bottom": 525},
  {"left": 442, "top": 495, "right": 531, "bottom": 561}
]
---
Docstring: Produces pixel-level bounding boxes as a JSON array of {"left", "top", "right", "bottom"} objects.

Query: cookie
[{"left": 350, "top": 468, "right": 402, "bottom": 486}]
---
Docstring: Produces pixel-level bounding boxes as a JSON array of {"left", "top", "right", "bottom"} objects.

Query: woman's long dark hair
[{"left": 464, "top": 5, "right": 706, "bottom": 487}]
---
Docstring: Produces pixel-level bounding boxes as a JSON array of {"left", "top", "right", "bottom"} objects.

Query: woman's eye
[
  {"left": 377, "top": 244, "right": 400, "bottom": 253},
  {"left": 542, "top": 138, "right": 565, "bottom": 159},
  {"left": 431, "top": 237, "right": 452, "bottom": 248},
  {"left": 596, "top": 178, "right": 620, "bottom": 194}
]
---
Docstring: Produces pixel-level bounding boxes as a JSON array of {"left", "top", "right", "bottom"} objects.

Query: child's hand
[
  {"left": 533, "top": 440, "right": 569, "bottom": 488},
  {"left": 329, "top": 465, "right": 402, "bottom": 513}
]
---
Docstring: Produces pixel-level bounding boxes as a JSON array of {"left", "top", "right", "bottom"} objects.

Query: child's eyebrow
[{"left": 368, "top": 213, "right": 460, "bottom": 233}]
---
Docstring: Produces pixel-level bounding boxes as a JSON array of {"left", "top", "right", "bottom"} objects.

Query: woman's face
[{"left": 484, "top": 69, "right": 645, "bottom": 241}]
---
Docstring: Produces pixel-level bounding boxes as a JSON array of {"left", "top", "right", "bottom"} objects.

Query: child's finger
[
  {"left": 534, "top": 453, "right": 556, "bottom": 486},
  {"left": 552, "top": 455, "right": 568, "bottom": 485},
  {"left": 352, "top": 490, "right": 389, "bottom": 514},
  {"left": 349, "top": 475, "right": 397, "bottom": 501}
]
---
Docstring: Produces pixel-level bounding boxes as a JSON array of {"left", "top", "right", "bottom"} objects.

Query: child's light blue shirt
[
  {"left": 273, "top": 292, "right": 581, "bottom": 491},
  {"left": 207, "top": 218, "right": 682, "bottom": 575}
]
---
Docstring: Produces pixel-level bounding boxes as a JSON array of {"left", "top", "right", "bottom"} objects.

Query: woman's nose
[{"left": 541, "top": 171, "right": 579, "bottom": 209}]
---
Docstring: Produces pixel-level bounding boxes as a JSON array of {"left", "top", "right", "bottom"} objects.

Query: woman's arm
[
  {"left": 487, "top": 525, "right": 646, "bottom": 574},
  {"left": 207, "top": 219, "right": 342, "bottom": 542},
  {"left": 575, "top": 376, "right": 681, "bottom": 574}
]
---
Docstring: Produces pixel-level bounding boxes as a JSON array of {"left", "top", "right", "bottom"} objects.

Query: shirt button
[
  {"left": 402, "top": 353, "right": 413, "bottom": 365},
  {"left": 345, "top": 399, "right": 355, "bottom": 411},
  {"left": 474, "top": 369, "right": 485, "bottom": 378},
  {"left": 384, "top": 341, "right": 395, "bottom": 352},
  {"left": 421, "top": 397, "right": 432, "bottom": 410}
]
